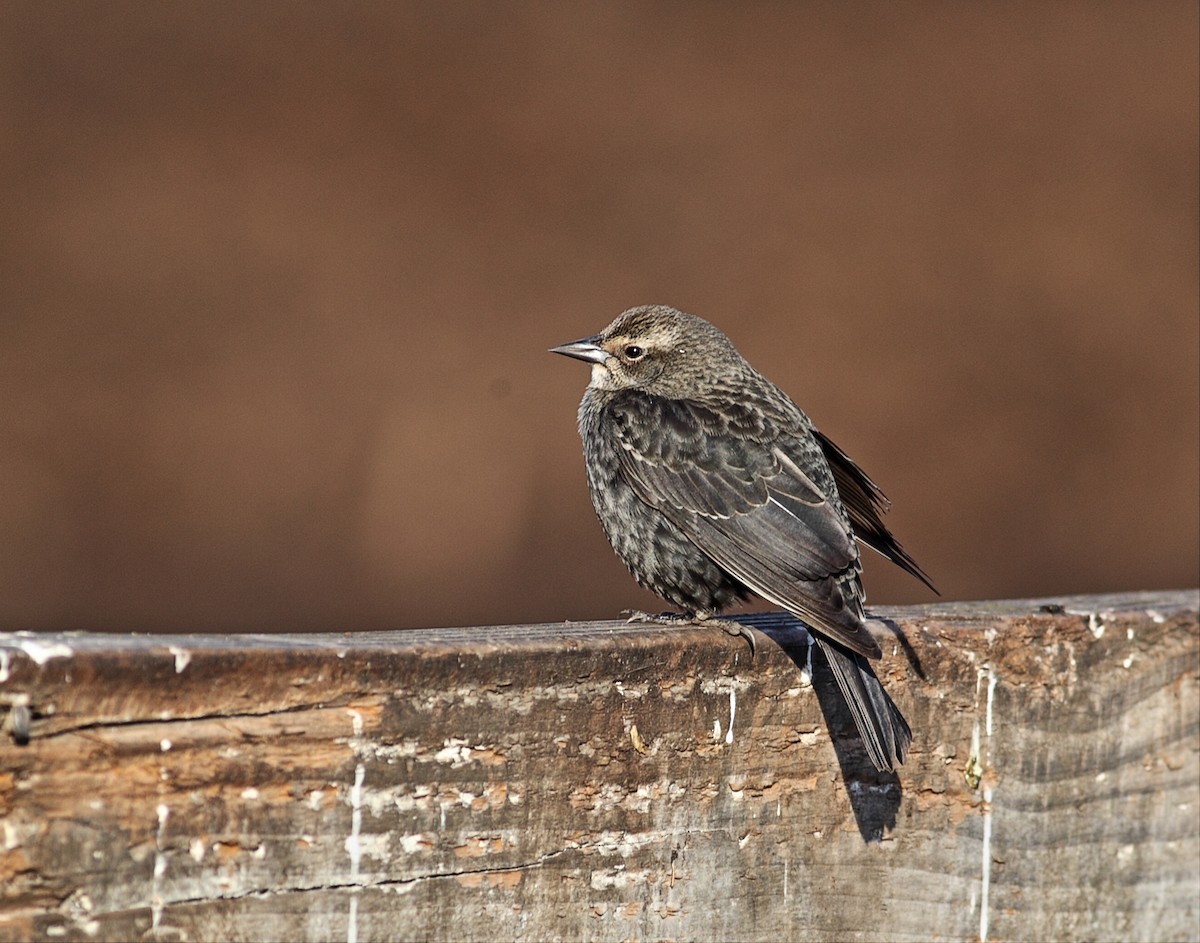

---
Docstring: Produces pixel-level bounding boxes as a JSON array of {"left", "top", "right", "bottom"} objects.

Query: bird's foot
[
  {"left": 701, "top": 615, "right": 758, "bottom": 659},
  {"left": 622, "top": 609, "right": 757, "bottom": 658},
  {"left": 621, "top": 609, "right": 691, "bottom": 626}
]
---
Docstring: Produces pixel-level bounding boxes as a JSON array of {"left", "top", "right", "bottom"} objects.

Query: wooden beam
[{"left": 1, "top": 591, "right": 1197, "bottom": 941}]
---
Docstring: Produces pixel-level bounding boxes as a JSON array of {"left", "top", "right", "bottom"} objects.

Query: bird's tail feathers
[{"left": 815, "top": 636, "right": 911, "bottom": 772}]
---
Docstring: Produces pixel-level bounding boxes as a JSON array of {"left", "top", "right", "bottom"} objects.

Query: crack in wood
[{"left": 18, "top": 698, "right": 364, "bottom": 741}]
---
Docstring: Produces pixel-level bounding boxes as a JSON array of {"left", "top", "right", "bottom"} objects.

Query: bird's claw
[{"left": 714, "top": 619, "right": 757, "bottom": 659}]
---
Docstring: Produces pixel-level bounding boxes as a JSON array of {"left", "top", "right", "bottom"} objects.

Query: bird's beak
[{"left": 549, "top": 336, "right": 608, "bottom": 364}]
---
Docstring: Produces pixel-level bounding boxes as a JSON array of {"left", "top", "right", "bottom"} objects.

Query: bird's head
[{"left": 551, "top": 305, "right": 745, "bottom": 397}]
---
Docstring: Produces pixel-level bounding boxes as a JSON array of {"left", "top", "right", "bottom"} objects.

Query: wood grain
[{"left": 1, "top": 591, "right": 1197, "bottom": 942}]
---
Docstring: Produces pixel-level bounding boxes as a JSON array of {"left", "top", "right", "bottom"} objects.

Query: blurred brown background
[{"left": 1, "top": 2, "right": 1197, "bottom": 633}]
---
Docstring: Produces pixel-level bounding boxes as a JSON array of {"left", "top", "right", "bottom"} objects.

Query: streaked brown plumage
[{"left": 551, "top": 305, "right": 935, "bottom": 772}]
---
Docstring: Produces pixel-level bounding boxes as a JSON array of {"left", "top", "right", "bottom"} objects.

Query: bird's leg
[{"left": 622, "top": 609, "right": 756, "bottom": 658}]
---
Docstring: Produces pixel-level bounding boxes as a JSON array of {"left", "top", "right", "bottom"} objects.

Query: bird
[{"left": 551, "top": 305, "right": 936, "bottom": 772}]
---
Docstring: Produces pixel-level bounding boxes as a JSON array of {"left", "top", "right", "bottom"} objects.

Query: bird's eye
[{"left": 623, "top": 345, "right": 644, "bottom": 360}]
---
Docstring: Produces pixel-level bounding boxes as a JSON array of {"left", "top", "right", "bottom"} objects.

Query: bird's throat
[{"left": 587, "top": 363, "right": 616, "bottom": 390}]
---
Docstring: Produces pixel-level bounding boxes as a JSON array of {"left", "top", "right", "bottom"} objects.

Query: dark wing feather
[
  {"left": 611, "top": 394, "right": 882, "bottom": 660},
  {"left": 812, "top": 428, "right": 938, "bottom": 595}
]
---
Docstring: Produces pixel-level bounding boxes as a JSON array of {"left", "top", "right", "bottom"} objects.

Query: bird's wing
[
  {"left": 812, "top": 429, "right": 938, "bottom": 595},
  {"left": 609, "top": 393, "right": 882, "bottom": 660}
]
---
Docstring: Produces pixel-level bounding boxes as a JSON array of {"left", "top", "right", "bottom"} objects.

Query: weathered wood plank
[{"left": 1, "top": 591, "right": 1197, "bottom": 942}]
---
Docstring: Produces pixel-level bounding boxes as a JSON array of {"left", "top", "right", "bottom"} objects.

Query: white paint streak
[
  {"left": 985, "top": 669, "right": 997, "bottom": 737},
  {"left": 159, "top": 739, "right": 172, "bottom": 752},
  {"left": 150, "top": 804, "right": 170, "bottom": 932},
  {"left": 968, "top": 659, "right": 999, "bottom": 943},
  {"left": 344, "top": 696, "right": 373, "bottom": 943},
  {"left": 241, "top": 787, "right": 259, "bottom": 801},
  {"left": 0, "top": 650, "right": 10, "bottom": 683},
  {"left": 345, "top": 762, "right": 366, "bottom": 943},
  {"left": 725, "top": 688, "right": 736, "bottom": 745},
  {"left": 967, "top": 667, "right": 985, "bottom": 782},
  {"left": 346, "top": 764, "right": 366, "bottom": 877},
  {"left": 712, "top": 719, "right": 722, "bottom": 741},
  {"left": 168, "top": 646, "right": 191, "bottom": 674},
  {"left": 347, "top": 897, "right": 359, "bottom": 943},
  {"left": 980, "top": 787, "right": 993, "bottom": 942}
]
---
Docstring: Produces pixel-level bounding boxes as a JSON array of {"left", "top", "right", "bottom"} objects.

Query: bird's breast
[{"left": 575, "top": 390, "right": 745, "bottom": 614}]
